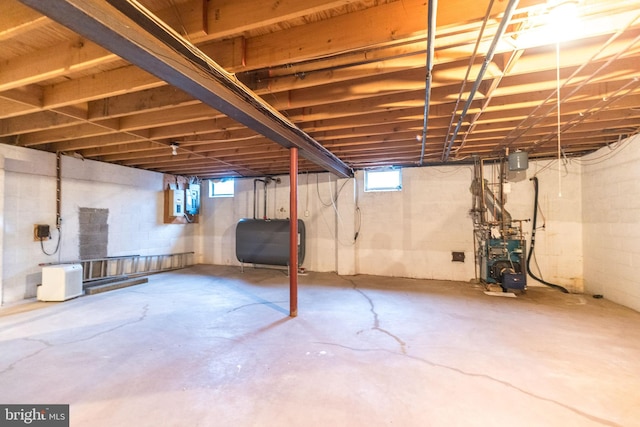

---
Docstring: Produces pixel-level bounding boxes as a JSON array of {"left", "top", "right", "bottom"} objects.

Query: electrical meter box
[
  {"left": 164, "top": 187, "right": 199, "bottom": 224},
  {"left": 168, "top": 189, "right": 184, "bottom": 216}
]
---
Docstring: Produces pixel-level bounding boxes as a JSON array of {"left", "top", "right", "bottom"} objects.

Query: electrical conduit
[{"left": 442, "top": 0, "right": 520, "bottom": 161}]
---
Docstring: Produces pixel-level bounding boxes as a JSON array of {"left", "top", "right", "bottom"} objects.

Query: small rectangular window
[
  {"left": 209, "top": 178, "right": 235, "bottom": 198},
  {"left": 364, "top": 169, "right": 402, "bottom": 192}
]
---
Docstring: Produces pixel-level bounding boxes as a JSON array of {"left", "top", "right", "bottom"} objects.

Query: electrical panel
[
  {"left": 169, "top": 189, "right": 184, "bottom": 216},
  {"left": 163, "top": 182, "right": 199, "bottom": 224},
  {"left": 185, "top": 184, "right": 200, "bottom": 215}
]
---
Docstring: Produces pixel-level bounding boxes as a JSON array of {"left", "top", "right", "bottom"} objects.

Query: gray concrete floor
[{"left": 1, "top": 265, "right": 639, "bottom": 427}]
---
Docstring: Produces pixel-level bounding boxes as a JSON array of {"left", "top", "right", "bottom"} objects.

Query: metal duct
[
  {"left": 484, "top": 184, "right": 512, "bottom": 224},
  {"left": 236, "top": 219, "right": 306, "bottom": 267},
  {"left": 20, "top": 0, "right": 352, "bottom": 178},
  {"left": 470, "top": 178, "right": 512, "bottom": 224}
]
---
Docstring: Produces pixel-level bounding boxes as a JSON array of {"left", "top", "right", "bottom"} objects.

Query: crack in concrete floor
[
  {"left": 334, "top": 277, "right": 620, "bottom": 427},
  {"left": 0, "top": 304, "right": 149, "bottom": 375},
  {"left": 1, "top": 266, "right": 635, "bottom": 426},
  {"left": 347, "top": 277, "right": 408, "bottom": 354}
]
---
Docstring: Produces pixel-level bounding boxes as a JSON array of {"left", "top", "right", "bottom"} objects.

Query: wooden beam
[
  {"left": 0, "top": 110, "right": 80, "bottom": 136},
  {"left": 234, "top": 0, "right": 543, "bottom": 69},
  {"left": 0, "top": 37, "right": 117, "bottom": 92},
  {"left": 20, "top": 0, "right": 352, "bottom": 177},
  {"left": 0, "top": 0, "right": 50, "bottom": 41},
  {"left": 44, "top": 67, "right": 162, "bottom": 108},
  {"left": 87, "top": 86, "right": 198, "bottom": 120}
]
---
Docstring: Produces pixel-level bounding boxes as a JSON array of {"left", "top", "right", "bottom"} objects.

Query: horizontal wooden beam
[{"left": 20, "top": 0, "right": 352, "bottom": 177}]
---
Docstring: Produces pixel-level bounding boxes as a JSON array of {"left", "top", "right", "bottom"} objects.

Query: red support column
[{"left": 289, "top": 147, "right": 299, "bottom": 317}]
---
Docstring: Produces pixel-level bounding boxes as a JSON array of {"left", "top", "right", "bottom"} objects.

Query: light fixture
[
  {"left": 548, "top": 0, "right": 581, "bottom": 39},
  {"left": 170, "top": 142, "right": 179, "bottom": 156},
  {"left": 506, "top": 0, "right": 583, "bottom": 49}
]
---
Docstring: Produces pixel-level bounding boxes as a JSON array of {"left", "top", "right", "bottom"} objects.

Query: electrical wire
[
  {"left": 329, "top": 175, "right": 361, "bottom": 246},
  {"left": 573, "top": 133, "right": 638, "bottom": 165},
  {"left": 316, "top": 174, "right": 361, "bottom": 246},
  {"left": 168, "top": 0, "right": 190, "bottom": 42},
  {"left": 40, "top": 230, "right": 62, "bottom": 256},
  {"left": 316, "top": 174, "right": 335, "bottom": 207},
  {"left": 527, "top": 177, "right": 569, "bottom": 293},
  {"left": 501, "top": 12, "right": 640, "bottom": 151}
]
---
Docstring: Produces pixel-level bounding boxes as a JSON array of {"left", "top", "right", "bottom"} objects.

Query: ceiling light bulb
[
  {"left": 548, "top": 0, "right": 581, "bottom": 40},
  {"left": 170, "top": 142, "right": 179, "bottom": 155}
]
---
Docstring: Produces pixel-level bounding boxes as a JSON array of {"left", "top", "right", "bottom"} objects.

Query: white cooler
[{"left": 37, "top": 264, "right": 84, "bottom": 301}]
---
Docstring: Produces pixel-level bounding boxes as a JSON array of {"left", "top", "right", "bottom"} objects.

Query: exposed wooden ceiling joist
[
  {"left": 18, "top": 0, "right": 352, "bottom": 177},
  {"left": 1, "top": 0, "right": 638, "bottom": 178}
]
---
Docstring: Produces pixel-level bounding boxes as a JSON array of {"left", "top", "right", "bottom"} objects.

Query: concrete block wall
[
  {"left": 78, "top": 208, "right": 109, "bottom": 260},
  {"left": 350, "top": 166, "right": 476, "bottom": 281},
  {"left": 198, "top": 173, "right": 340, "bottom": 271},
  {"left": 504, "top": 160, "right": 584, "bottom": 292},
  {"left": 198, "top": 162, "right": 583, "bottom": 290},
  {"left": 0, "top": 143, "right": 611, "bottom": 306},
  {"left": 0, "top": 145, "right": 196, "bottom": 304},
  {"left": 582, "top": 134, "right": 640, "bottom": 311}
]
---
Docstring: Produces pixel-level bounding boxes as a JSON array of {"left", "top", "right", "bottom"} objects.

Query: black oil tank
[{"left": 235, "top": 218, "right": 305, "bottom": 266}]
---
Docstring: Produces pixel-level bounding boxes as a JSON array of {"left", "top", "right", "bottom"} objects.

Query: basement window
[
  {"left": 364, "top": 168, "right": 402, "bottom": 192},
  {"left": 209, "top": 178, "right": 235, "bottom": 198}
]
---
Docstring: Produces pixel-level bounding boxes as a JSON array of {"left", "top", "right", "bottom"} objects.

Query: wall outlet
[
  {"left": 34, "top": 224, "right": 50, "bottom": 241},
  {"left": 304, "top": 210, "right": 310, "bottom": 217}
]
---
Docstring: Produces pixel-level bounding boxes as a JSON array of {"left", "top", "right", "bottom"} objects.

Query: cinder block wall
[
  {"left": 79, "top": 207, "right": 109, "bottom": 260},
  {"left": 198, "top": 162, "right": 584, "bottom": 290},
  {"left": 350, "top": 167, "right": 475, "bottom": 281},
  {"left": 7, "top": 136, "right": 636, "bottom": 308},
  {"left": 0, "top": 145, "right": 195, "bottom": 304},
  {"left": 506, "top": 160, "right": 584, "bottom": 292},
  {"left": 198, "top": 174, "right": 340, "bottom": 271},
  {"left": 582, "top": 134, "right": 640, "bottom": 311}
]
